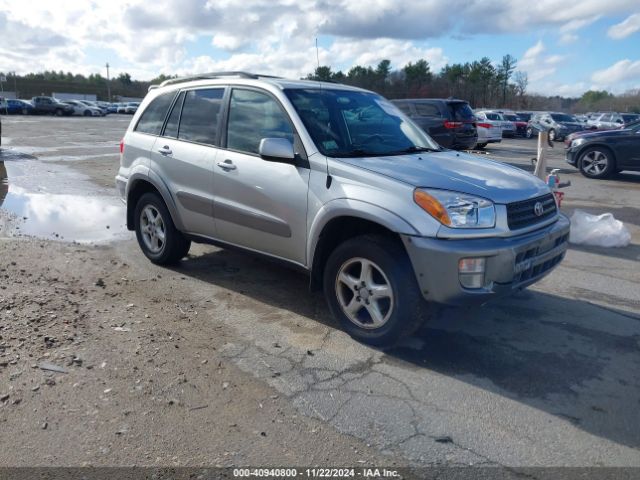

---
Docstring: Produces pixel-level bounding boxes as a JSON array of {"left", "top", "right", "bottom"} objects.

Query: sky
[{"left": 0, "top": 0, "right": 639, "bottom": 97}]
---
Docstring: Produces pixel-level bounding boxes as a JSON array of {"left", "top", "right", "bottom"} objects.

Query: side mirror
[{"left": 259, "top": 138, "right": 295, "bottom": 162}]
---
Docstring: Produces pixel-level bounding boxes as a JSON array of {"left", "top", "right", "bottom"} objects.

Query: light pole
[{"left": 106, "top": 62, "right": 111, "bottom": 103}]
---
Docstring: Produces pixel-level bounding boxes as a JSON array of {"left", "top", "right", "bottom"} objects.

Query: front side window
[
  {"left": 285, "top": 88, "right": 439, "bottom": 158},
  {"left": 178, "top": 88, "right": 225, "bottom": 145},
  {"left": 136, "top": 92, "right": 176, "bottom": 135},
  {"left": 226, "top": 89, "right": 294, "bottom": 155}
]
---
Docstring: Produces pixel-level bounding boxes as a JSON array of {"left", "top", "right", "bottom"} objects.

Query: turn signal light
[{"left": 413, "top": 190, "right": 451, "bottom": 226}]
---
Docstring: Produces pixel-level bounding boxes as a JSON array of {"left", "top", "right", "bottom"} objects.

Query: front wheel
[
  {"left": 54, "top": 109, "right": 63, "bottom": 116},
  {"left": 526, "top": 127, "right": 534, "bottom": 139},
  {"left": 134, "top": 192, "right": 191, "bottom": 265},
  {"left": 579, "top": 147, "right": 615, "bottom": 179},
  {"left": 323, "top": 234, "right": 429, "bottom": 347},
  {"left": 548, "top": 129, "right": 556, "bottom": 142},
  {"left": 475, "top": 143, "right": 487, "bottom": 149}
]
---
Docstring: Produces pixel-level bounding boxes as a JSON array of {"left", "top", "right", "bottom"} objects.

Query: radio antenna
[{"left": 315, "top": 38, "right": 320, "bottom": 71}]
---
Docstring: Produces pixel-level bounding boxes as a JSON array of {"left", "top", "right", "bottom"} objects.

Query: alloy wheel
[
  {"left": 335, "top": 257, "right": 394, "bottom": 329},
  {"left": 582, "top": 150, "right": 609, "bottom": 176},
  {"left": 139, "top": 205, "right": 166, "bottom": 254}
]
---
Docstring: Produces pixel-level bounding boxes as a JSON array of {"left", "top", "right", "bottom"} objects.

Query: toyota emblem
[{"left": 533, "top": 202, "right": 544, "bottom": 217}]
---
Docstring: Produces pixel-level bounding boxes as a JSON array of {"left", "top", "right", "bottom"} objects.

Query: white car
[
  {"left": 473, "top": 111, "right": 503, "bottom": 148},
  {"left": 62, "top": 100, "right": 102, "bottom": 117},
  {"left": 123, "top": 102, "right": 140, "bottom": 114}
]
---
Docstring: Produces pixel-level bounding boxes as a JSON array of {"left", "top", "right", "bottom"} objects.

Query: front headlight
[
  {"left": 414, "top": 189, "right": 496, "bottom": 228},
  {"left": 570, "top": 138, "right": 585, "bottom": 149}
]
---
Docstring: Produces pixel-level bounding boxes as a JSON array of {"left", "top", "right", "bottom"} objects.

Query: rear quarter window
[
  {"left": 135, "top": 92, "right": 176, "bottom": 135},
  {"left": 448, "top": 102, "right": 474, "bottom": 120},
  {"left": 414, "top": 102, "right": 441, "bottom": 117}
]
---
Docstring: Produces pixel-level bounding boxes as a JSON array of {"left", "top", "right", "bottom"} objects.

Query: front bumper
[
  {"left": 402, "top": 214, "right": 570, "bottom": 306},
  {"left": 565, "top": 147, "right": 578, "bottom": 166}
]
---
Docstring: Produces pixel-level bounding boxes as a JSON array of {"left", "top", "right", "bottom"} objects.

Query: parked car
[
  {"left": 587, "top": 112, "right": 640, "bottom": 130},
  {"left": 62, "top": 100, "right": 103, "bottom": 117},
  {"left": 117, "top": 72, "right": 569, "bottom": 346},
  {"left": 0, "top": 97, "right": 8, "bottom": 114},
  {"left": 526, "top": 112, "right": 583, "bottom": 141},
  {"left": 6, "top": 99, "right": 34, "bottom": 115},
  {"left": 31, "top": 96, "right": 74, "bottom": 116},
  {"left": 74, "top": 100, "right": 106, "bottom": 116},
  {"left": 125, "top": 102, "right": 140, "bottom": 114},
  {"left": 476, "top": 111, "right": 516, "bottom": 138},
  {"left": 566, "top": 119, "right": 640, "bottom": 178},
  {"left": 107, "top": 103, "right": 119, "bottom": 114},
  {"left": 503, "top": 113, "right": 527, "bottom": 136},
  {"left": 473, "top": 111, "right": 503, "bottom": 148},
  {"left": 391, "top": 98, "right": 477, "bottom": 150}
]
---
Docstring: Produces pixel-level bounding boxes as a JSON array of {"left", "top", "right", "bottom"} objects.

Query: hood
[
  {"left": 336, "top": 150, "right": 550, "bottom": 204},
  {"left": 575, "top": 128, "right": 632, "bottom": 141}
]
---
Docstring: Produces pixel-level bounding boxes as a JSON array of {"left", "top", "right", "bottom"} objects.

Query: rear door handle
[
  {"left": 158, "top": 145, "right": 172, "bottom": 155},
  {"left": 217, "top": 160, "right": 237, "bottom": 170}
]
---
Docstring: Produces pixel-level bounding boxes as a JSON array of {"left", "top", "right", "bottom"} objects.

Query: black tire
[
  {"left": 578, "top": 146, "right": 615, "bottom": 179},
  {"left": 54, "top": 108, "right": 63, "bottom": 116},
  {"left": 323, "top": 234, "right": 429, "bottom": 347},
  {"left": 134, "top": 192, "right": 191, "bottom": 265},
  {"left": 548, "top": 129, "right": 556, "bottom": 142},
  {"left": 84, "top": 110, "right": 91, "bottom": 116},
  {"left": 21, "top": 108, "right": 28, "bottom": 115},
  {"left": 526, "top": 127, "right": 534, "bottom": 139},
  {"left": 475, "top": 143, "right": 487, "bottom": 149}
]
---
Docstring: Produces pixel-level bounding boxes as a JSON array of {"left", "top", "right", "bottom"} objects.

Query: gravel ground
[{"left": 0, "top": 115, "right": 639, "bottom": 473}]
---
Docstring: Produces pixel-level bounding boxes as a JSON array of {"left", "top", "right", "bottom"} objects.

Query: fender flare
[
  {"left": 306, "top": 198, "right": 419, "bottom": 269},
  {"left": 125, "top": 169, "right": 186, "bottom": 232}
]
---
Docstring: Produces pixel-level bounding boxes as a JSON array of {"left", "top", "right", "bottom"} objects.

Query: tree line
[
  {"left": 305, "top": 56, "right": 640, "bottom": 113},
  {"left": 2, "top": 64, "right": 639, "bottom": 113}
]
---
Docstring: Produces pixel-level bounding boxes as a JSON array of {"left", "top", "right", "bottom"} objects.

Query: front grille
[
  {"left": 513, "top": 233, "right": 569, "bottom": 285},
  {"left": 506, "top": 193, "right": 557, "bottom": 230}
]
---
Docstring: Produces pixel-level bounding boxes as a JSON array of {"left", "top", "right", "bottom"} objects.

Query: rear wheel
[
  {"left": 134, "top": 192, "right": 191, "bottom": 265},
  {"left": 323, "top": 234, "right": 429, "bottom": 347},
  {"left": 578, "top": 147, "right": 615, "bottom": 179},
  {"left": 548, "top": 129, "right": 556, "bottom": 142},
  {"left": 54, "top": 108, "right": 63, "bottom": 116},
  {"left": 475, "top": 143, "right": 487, "bottom": 149},
  {"left": 526, "top": 127, "right": 534, "bottom": 138},
  {"left": 83, "top": 110, "right": 91, "bottom": 116}
]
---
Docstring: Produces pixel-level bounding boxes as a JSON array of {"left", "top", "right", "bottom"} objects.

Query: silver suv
[{"left": 117, "top": 72, "right": 569, "bottom": 346}]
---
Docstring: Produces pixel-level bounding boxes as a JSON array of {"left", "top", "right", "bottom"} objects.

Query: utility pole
[
  {"left": 13, "top": 71, "right": 17, "bottom": 98},
  {"left": 106, "top": 62, "right": 111, "bottom": 103}
]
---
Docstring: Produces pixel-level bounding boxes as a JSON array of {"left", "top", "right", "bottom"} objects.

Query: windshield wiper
[
  {"left": 386, "top": 146, "right": 441, "bottom": 155},
  {"left": 335, "top": 148, "right": 380, "bottom": 158}
]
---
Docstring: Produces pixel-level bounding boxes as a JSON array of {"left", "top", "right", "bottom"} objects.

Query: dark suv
[
  {"left": 391, "top": 98, "right": 477, "bottom": 150},
  {"left": 31, "top": 96, "right": 74, "bottom": 116}
]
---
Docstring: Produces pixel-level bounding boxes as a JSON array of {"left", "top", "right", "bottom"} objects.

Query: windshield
[
  {"left": 551, "top": 113, "right": 577, "bottom": 122},
  {"left": 284, "top": 88, "right": 440, "bottom": 158},
  {"left": 622, "top": 114, "right": 639, "bottom": 123}
]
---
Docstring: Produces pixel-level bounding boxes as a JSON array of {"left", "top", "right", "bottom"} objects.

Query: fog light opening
[{"left": 459, "top": 257, "right": 486, "bottom": 289}]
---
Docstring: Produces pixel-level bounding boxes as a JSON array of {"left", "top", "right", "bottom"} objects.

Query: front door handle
[
  {"left": 158, "top": 145, "right": 172, "bottom": 156},
  {"left": 217, "top": 160, "right": 237, "bottom": 170}
]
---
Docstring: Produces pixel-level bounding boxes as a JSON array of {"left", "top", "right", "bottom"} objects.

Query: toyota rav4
[{"left": 116, "top": 72, "right": 569, "bottom": 347}]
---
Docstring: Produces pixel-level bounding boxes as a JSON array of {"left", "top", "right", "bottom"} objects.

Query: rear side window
[
  {"left": 485, "top": 113, "right": 501, "bottom": 120},
  {"left": 178, "top": 88, "right": 225, "bottom": 145},
  {"left": 448, "top": 102, "right": 474, "bottom": 120},
  {"left": 226, "top": 89, "right": 293, "bottom": 155},
  {"left": 414, "top": 103, "right": 440, "bottom": 117},
  {"left": 163, "top": 91, "right": 185, "bottom": 138},
  {"left": 393, "top": 101, "right": 413, "bottom": 115},
  {"left": 135, "top": 92, "right": 175, "bottom": 135}
]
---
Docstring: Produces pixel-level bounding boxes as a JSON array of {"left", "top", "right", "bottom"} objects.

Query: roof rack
[{"left": 157, "top": 71, "right": 281, "bottom": 88}]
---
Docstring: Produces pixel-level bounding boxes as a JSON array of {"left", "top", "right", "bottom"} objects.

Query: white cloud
[
  {"left": 518, "top": 41, "right": 564, "bottom": 83},
  {"left": 607, "top": 13, "right": 640, "bottom": 39},
  {"left": 0, "top": 0, "right": 638, "bottom": 93},
  {"left": 591, "top": 59, "right": 640, "bottom": 85}
]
